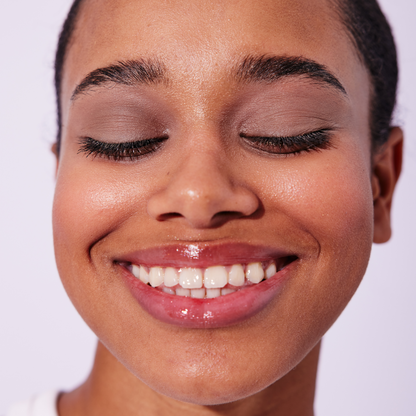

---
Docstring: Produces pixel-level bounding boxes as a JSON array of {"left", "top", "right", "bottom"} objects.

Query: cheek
[
  {"left": 53, "top": 164, "right": 147, "bottom": 251},
  {"left": 52, "top": 162, "right": 148, "bottom": 315},
  {"left": 263, "top": 151, "right": 373, "bottom": 252},
  {"left": 259, "top": 149, "right": 374, "bottom": 331}
]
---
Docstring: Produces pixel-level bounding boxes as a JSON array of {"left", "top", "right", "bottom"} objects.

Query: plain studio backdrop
[{"left": 0, "top": 1, "right": 415, "bottom": 414}]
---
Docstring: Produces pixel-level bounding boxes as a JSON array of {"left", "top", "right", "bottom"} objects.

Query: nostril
[
  {"left": 156, "top": 212, "right": 182, "bottom": 222},
  {"left": 212, "top": 210, "right": 251, "bottom": 221},
  {"left": 212, "top": 202, "right": 264, "bottom": 221}
]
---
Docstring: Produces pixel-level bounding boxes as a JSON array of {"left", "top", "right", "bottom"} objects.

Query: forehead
[
  {"left": 62, "top": 0, "right": 367, "bottom": 118},
  {"left": 71, "top": 0, "right": 343, "bottom": 52}
]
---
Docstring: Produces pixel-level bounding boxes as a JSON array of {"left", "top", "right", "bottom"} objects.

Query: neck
[{"left": 59, "top": 341, "right": 320, "bottom": 416}]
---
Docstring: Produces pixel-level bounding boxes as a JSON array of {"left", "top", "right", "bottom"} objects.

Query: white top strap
[{"left": 5, "top": 391, "right": 59, "bottom": 416}]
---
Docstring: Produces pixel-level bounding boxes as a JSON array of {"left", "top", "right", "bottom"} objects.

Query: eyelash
[
  {"left": 78, "top": 129, "right": 333, "bottom": 161},
  {"left": 78, "top": 136, "right": 168, "bottom": 161},
  {"left": 240, "top": 129, "right": 333, "bottom": 155}
]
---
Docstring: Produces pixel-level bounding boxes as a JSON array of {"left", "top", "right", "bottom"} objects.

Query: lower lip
[{"left": 120, "top": 264, "right": 293, "bottom": 328}]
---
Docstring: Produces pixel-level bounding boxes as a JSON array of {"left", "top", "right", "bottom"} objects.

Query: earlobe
[{"left": 372, "top": 127, "right": 403, "bottom": 243}]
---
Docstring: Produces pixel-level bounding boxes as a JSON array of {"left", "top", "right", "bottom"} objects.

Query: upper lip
[{"left": 116, "top": 242, "right": 298, "bottom": 268}]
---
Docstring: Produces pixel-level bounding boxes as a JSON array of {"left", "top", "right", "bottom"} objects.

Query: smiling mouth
[
  {"left": 117, "top": 243, "right": 299, "bottom": 327},
  {"left": 124, "top": 256, "right": 296, "bottom": 299}
]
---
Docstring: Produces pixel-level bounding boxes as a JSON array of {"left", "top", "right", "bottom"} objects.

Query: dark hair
[
  {"left": 54, "top": 0, "right": 84, "bottom": 155},
  {"left": 332, "top": 0, "right": 398, "bottom": 150},
  {"left": 54, "top": 0, "right": 398, "bottom": 153}
]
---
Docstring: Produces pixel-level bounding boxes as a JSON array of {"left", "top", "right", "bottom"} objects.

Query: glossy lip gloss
[{"left": 117, "top": 243, "right": 297, "bottom": 329}]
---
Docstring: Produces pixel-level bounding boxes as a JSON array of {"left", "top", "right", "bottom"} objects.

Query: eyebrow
[
  {"left": 71, "top": 55, "right": 346, "bottom": 101},
  {"left": 236, "top": 55, "right": 347, "bottom": 95},
  {"left": 71, "top": 59, "right": 166, "bottom": 100}
]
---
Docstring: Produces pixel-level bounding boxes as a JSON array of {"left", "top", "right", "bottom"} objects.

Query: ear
[
  {"left": 372, "top": 127, "right": 403, "bottom": 243},
  {"left": 51, "top": 142, "right": 59, "bottom": 177}
]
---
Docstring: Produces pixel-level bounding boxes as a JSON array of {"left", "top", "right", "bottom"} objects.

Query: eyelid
[
  {"left": 240, "top": 129, "right": 334, "bottom": 155},
  {"left": 77, "top": 136, "right": 168, "bottom": 161},
  {"left": 77, "top": 128, "right": 333, "bottom": 161}
]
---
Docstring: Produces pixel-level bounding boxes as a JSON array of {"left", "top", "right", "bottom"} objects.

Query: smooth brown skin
[{"left": 53, "top": 0, "right": 403, "bottom": 415}]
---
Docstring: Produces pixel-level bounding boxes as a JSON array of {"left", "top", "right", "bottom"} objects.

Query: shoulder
[{"left": 5, "top": 391, "right": 60, "bottom": 416}]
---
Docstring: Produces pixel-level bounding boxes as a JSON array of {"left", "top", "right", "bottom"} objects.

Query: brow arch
[
  {"left": 236, "top": 55, "right": 347, "bottom": 96},
  {"left": 71, "top": 59, "right": 167, "bottom": 100}
]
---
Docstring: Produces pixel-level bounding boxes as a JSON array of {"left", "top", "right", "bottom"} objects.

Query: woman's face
[{"left": 54, "top": 0, "right": 377, "bottom": 404}]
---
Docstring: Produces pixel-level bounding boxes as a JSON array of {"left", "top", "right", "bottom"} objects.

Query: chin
[
  {"left": 107, "top": 321, "right": 312, "bottom": 407},
  {"left": 139, "top": 367, "right": 279, "bottom": 406}
]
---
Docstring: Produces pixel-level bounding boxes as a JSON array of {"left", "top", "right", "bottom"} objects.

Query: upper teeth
[{"left": 130, "top": 261, "right": 277, "bottom": 293}]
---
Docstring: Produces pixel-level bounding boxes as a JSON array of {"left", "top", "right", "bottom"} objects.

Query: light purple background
[{"left": 1, "top": 1, "right": 415, "bottom": 414}]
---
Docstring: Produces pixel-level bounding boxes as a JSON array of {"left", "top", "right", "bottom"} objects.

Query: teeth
[
  {"left": 132, "top": 264, "right": 141, "bottom": 279},
  {"left": 221, "top": 288, "right": 236, "bottom": 296},
  {"left": 206, "top": 288, "right": 221, "bottom": 298},
  {"left": 176, "top": 287, "right": 191, "bottom": 297},
  {"left": 179, "top": 268, "right": 203, "bottom": 289},
  {"left": 228, "top": 264, "right": 245, "bottom": 286},
  {"left": 162, "top": 287, "right": 175, "bottom": 295},
  {"left": 149, "top": 266, "right": 164, "bottom": 287},
  {"left": 204, "top": 266, "right": 228, "bottom": 288},
  {"left": 164, "top": 267, "right": 179, "bottom": 287},
  {"left": 191, "top": 288, "right": 206, "bottom": 299},
  {"left": 139, "top": 265, "right": 149, "bottom": 284},
  {"left": 246, "top": 263, "right": 264, "bottom": 283},
  {"left": 131, "top": 260, "right": 285, "bottom": 297},
  {"left": 265, "top": 263, "right": 277, "bottom": 279}
]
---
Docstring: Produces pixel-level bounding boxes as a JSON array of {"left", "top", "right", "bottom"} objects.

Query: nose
[{"left": 147, "top": 146, "right": 260, "bottom": 229}]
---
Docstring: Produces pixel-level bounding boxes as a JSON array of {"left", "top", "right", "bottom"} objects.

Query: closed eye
[
  {"left": 240, "top": 129, "right": 334, "bottom": 155},
  {"left": 77, "top": 136, "right": 168, "bottom": 161}
]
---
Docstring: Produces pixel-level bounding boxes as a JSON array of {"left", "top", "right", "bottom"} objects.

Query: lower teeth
[{"left": 161, "top": 286, "right": 238, "bottom": 299}]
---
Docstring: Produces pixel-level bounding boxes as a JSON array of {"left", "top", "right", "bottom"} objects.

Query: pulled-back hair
[
  {"left": 333, "top": 0, "right": 398, "bottom": 150},
  {"left": 54, "top": 0, "right": 84, "bottom": 155},
  {"left": 54, "top": 0, "right": 398, "bottom": 154}
]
